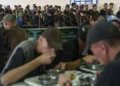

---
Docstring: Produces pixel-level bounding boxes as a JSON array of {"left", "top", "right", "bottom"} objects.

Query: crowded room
[{"left": 0, "top": 0, "right": 120, "bottom": 86}]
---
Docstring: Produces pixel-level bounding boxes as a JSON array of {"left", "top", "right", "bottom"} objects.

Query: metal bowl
[
  {"left": 39, "top": 75, "right": 58, "bottom": 85},
  {"left": 79, "top": 74, "right": 97, "bottom": 86},
  {"left": 47, "top": 69, "right": 64, "bottom": 75},
  {"left": 87, "top": 63, "right": 103, "bottom": 71}
]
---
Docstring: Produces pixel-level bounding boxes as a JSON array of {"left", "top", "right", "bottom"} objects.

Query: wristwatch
[
  {"left": 63, "top": 80, "right": 72, "bottom": 86},
  {"left": 81, "top": 58, "right": 86, "bottom": 65}
]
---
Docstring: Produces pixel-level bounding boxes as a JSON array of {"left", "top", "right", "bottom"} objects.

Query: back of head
[
  {"left": 2, "top": 14, "right": 16, "bottom": 22},
  {"left": 2, "top": 14, "right": 17, "bottom": 30},
  {"left": 90, "top": 15, "right": 99, "bottom": 22}
]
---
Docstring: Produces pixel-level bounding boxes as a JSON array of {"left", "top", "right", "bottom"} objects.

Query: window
[{"left": 70, "top": 0, "right": 98, "bottom": 5}]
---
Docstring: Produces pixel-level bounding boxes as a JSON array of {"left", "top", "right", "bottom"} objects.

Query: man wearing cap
[
  {"left": 0, "top": 27, "right": 63, "bottom": 86},
  {"left": 55, "top": 24, "right": 96, "bottom": 70},
  {"left": 107, "top": 15, "right": 120, "bottom": 28},
  {"left": 2, "top": 14, "right": 28, "bottom": 58},
  {"left": 58, "top": 22, "right": 120, "bottom": 86}
]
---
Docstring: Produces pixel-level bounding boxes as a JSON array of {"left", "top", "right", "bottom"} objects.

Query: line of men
[{"left": 0, "top": 2, "right": 120, "bottom": 27}]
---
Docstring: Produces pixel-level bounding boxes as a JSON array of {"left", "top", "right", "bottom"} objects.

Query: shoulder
[
  {"left": 18, "top": 38, "right": 36, "bottom": 48},
  {"left": 63, "top": 38, "right": 78, "bottom": 51},
  {"left": 103, "top": 59, "right": 120, "bottom": 74},
  {"left": 107, "top": 59, "right": 120, "bottom": 67},
  {"left": 63, "top": 38, "right": 77, "bottom": 47},
  {"left": 2, "top": 30, "right": 14, "bottom": 38}
]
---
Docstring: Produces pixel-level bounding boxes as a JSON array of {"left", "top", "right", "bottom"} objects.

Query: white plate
[
  {"left": 79, "top": 67, "right": 97, "bottom": 74},
  {"left": 24, "top": 76, "right": 59, "bottom": 86},
  {"left": 24, "top": 70, "right": 81, "bottom": 86}
]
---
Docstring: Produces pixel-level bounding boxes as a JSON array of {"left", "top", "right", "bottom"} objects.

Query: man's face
[
  {"left": 73, "top": 4, "right": 76, "bottom": 8},
  {"left": 38, "top": 36, "right": 55, "bottom": 54},
  {"left": 38, "top": 7, "right": 41, "bottom": 10},
  {"left": 90, "top": 42, "right": 109, "bottom": 65},
  {"left": 34, "top": 7, "right": 37, "bottom": 11},
  {"left": 104, "top": 5, "right": 108, "bottom": 9},
  {"left": 15, "top": 6, "right": 17, "bottom": 9},
  {"left": 93, "top": 6, "right": 97, "bottom": 11},
  {"left": 57, "top": 8, "right": 61, "bottom": 11},
  {"left": 45, "top": 6, "right": 49, "bottom": 10},
  {"left": 109, "top": 5, "right": 113, "bottom": 9},
  {"left": 7, "top": 7, "right": 10, "bottom": 9},
  {"left": 18, "top": 6, "right": 21, "bottom": 9},
  {"left": 85, "top": 6, "right": 88, "bottom": 9},
  {"left": 65, "top": 7, "right": 69, "bottom": 11}
]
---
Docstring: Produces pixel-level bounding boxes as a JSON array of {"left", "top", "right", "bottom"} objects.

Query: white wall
[{"left": 1, "top": 0, "right": 120, "bottom": 13}]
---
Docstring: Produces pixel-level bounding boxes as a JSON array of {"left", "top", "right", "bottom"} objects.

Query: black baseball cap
[
  {"left": 42, "top": 27, "right": 63, "bottom": 50},
  {"left": 83, "top": 21, "right": 120, "bottom": 55}
]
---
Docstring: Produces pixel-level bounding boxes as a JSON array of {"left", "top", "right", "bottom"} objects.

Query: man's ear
[
  {"left": 98, "top": 42, "right": 108, "bottom": 56},
  {"left": 4, "top": 21, "right": 7, "bottom": 25},
  {"left": 38, "top": 36, "right": 43, "bottom": 43}
]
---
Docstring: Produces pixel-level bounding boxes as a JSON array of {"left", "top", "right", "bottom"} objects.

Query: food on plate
[{"left": 67, "top": 72, "right": 76, "bottom": 80}]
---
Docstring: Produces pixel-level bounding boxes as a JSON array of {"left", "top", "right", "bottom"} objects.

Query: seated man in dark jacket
[
  {"left": 2, "top": 14, "right": 28, "bottom": 58},
  {"left": 58, "top": 21, "right": 120, "bottom": 86},
  {"left": 55, "top": 24, "right": 96, "bottom": 70}
]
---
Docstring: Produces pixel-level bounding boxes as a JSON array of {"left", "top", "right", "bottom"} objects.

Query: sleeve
[
  {"left": 1, "top": 48, "right": 25, "bottom": 76},
  {"left": 95, "top": 62, "right": 120, "bottom": 86}
]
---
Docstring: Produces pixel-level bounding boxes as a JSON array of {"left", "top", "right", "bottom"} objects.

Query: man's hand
[
  {"left": 83, "top": 55, "right": 96, "bottom": 64},
  {"left": 73, "top": 12, "right": 76, "bottom": 15},
  {"left": 55, "top": 62, "right": 66, "bottom": 70},
  {"left": 58, "top": 74, "right": 71, "bottom": 86},
  {"left": 55, "top": 59, "right": 81, "bottom": 70},
  {"left": 38, "top": 50, "right": 56, "bottom": 65},
  {"left": 80, "top": 13, "right": 85, "bottom": 16}
]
